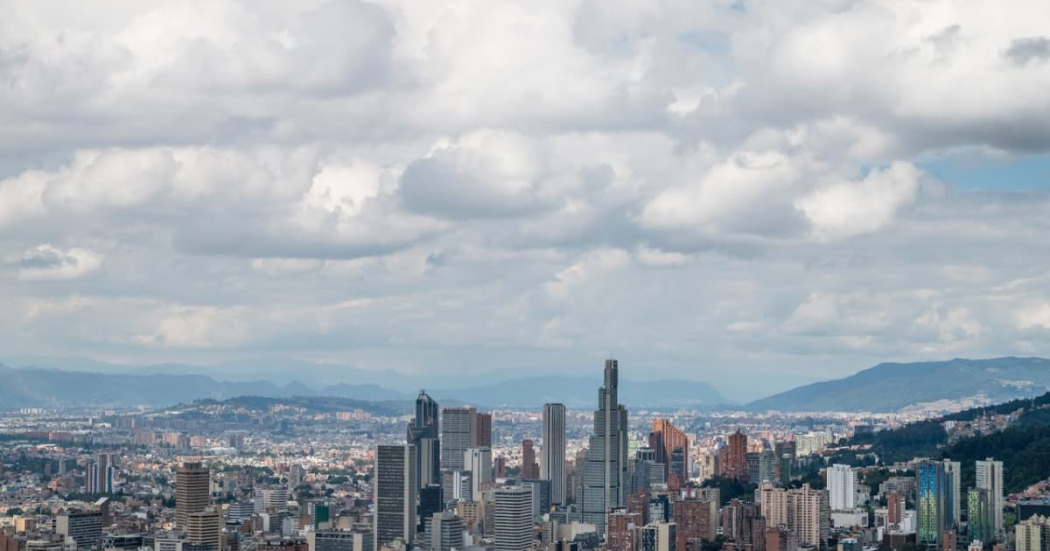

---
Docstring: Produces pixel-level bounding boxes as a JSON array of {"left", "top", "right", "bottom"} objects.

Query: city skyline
[
  {"left": 1, "top": 356, "right": 1046, "bottom": 551},
  {"left": 1, "top": 2, "right": 1048, "bottom": 551}
]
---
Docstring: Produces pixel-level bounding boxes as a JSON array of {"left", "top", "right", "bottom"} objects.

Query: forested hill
[{"left": 829, "top": 391, "right": 1050, "bottom": 493}]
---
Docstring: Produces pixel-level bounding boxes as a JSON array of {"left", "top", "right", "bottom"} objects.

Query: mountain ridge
[
  {"left": 748, "top": 356, "right": 1050, "bottom": 412},
  {"left": 0, "top": 362, "right": 725, "bottom": 410}
]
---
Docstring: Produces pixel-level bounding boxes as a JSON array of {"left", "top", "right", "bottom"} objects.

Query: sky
[{"left": 1, "top": 0, "right": 1049, "bottom": 401}]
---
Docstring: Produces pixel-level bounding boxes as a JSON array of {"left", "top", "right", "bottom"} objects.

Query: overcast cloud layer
[{"left": 2, "top": 0, "right": 1049, "bottom": 400}]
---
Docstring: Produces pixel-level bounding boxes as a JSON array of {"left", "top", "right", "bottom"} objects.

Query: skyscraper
[
  {"left": 256, "top": 487, "right": 289, "bottom": 513},
  {"left": 607, "top": 509, "right": 643, "bottom": 551},
  {"left": 441, "top": 407, "right": 477, "bottom": 471},
  {"left": 1015, "top": 516, "right": 1050, "bottom": 551},
  {"left": 176, "top": 462, "right": 211, "bottom": 529},
  {"left": 746, "top": 452, "right": 760, "bottom": 486},
  {"left": 828, "top": 464, "right": 857, "bottom": 511},
  {"left": 976, "top": 458, "right": 1004, "bottom": 538},
  {"left": 185, "top": 508, "right": 223, "bottom": 551},
  {"left": 542, "top": 403, "right": 567, "bottom": 505},
  {"left": 726, "top": 431, "right": 748, "bottom": 482},
  {"left": 476, "top": 412, "right": 493, "bottom": 447},
  {"left": 523, "top": 479, "right": 552, "bottom": 516},
  {"left": 463, "top": 447, "right": 493, "bottom": 497},
  {"left": 721, "top": 499, "right": 761, "bottom": 547},
  {"left": 441, "top": 470, "right": 472, "bottom": 502},
  {"left": 408, "top": 391, "right": 441, "bottom": 490},
  {"left": 760, "top": 483, "right": 829, "bottom": 548},
  {"left": 521, "top": 439, "right": 540, "bottom": 480},
  {"left": 418, "top": 485, "right": 444, "bottom": 534},
  {"left": 673, "top": 498, "right": 717, "bottom": 551},
  {"left": 374, "top": 444, "right": 417, "bottom": 550},
  {"left": 760, "top": 482, "right": 788, "bottom": 528},
  {"left": 765, "top": 526, "right": 798, "bottom": 551},
  {"left": 87, "top": 453, "right": 114, "bottom": 495},
  {"left": 426, "top": 511, "right": 464, "bottom": 551},
  {"left": 778, "top": 455, "right": 793, "bottom": 485},
  {"left": 887, "top": 492, "right": 904, "bottom": 526},
  {"left": 774, "top": 440, "right": 796, "bottom": 464},
  {"left": 788, "top": 483, "right": 829, "bottom": 547},
  {"left": 944, "top": 459, "right": 961, "bottom": 527},
  {"left": 583, "top": 359, "right": 629, "bottom": 535},
  {"left": 56, "top": 511, "right": 102, "bottom": 550},
  {"left": 288, "top": 464, "right": 305, "bottom": 489},
  {"left": 758, "top": 449, "right": 776, "bottom": 485},
  {"left": 640, "top": 522, "right": 677, "bottom": 551},
  {"left": 650, "top": 420, "right": 688, "bottom": 487},
  {"left": 495, "top": 486, "right": 534, "bottom": 551},
  {"left": 918, "top": 460, "right": 949, "bottom": 547},
  {"left": 968, "top": 488, "right": 993, "bottom": 544},
  {"left": 649, "top": 495, "right": 672, "bottom": 524}
]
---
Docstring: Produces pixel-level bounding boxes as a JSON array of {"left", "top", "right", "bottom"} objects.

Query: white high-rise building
[
  {"left": 541, "top": 403, "right": 567, "bottom": 505},
  {"left": 976, "top": 458, "right": 1004, "bottom": 537},
  {"left": 944, "top": 459, "right": 962, "bottom": 526},
  {"left": 463, "top": 448, "right": 492, "bottom": 498},
  {"left": 495, "top": 486, "right": 534, "bottom": 551},
  {"left": 827, "top": 464, "right": 857, "bottom": 511},
  {"left": 1016, "top": 516, "right": 1049, "bottom": 551}
]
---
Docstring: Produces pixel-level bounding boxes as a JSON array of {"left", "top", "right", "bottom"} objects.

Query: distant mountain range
[
  {"left": 6, "top": 356, "right": 1050, "bottom": 413},
  {"left": 0, "top": 362, "right": 726, "bottom": 410},
  {"left": 747, "top": 357, "right": 1050, "bottom": 412},
  {"left": 0, "top": 363, "right": 312, "bottom": 409}
]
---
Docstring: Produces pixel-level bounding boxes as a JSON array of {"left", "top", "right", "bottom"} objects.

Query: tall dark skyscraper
[
  {"left": 521, "top": 439, "right": 540, "bottom": 480},
  {"left": 375, "top": 444, "right": 417, "bottom": 550},
  {"left": 476, "top": 412, "right": 493, "bottom": 447},
  {"left": 542, "top": 403, "right": 566, "bottom": 505},
  {"left": 582, "top": 359, "right": 629, "bottom": 535},
  {"left": 408, "top": 390, "right": 440, "bottom": 490},
  {"left": 419, "top": 484, "right": 444, "bottom": 533}
]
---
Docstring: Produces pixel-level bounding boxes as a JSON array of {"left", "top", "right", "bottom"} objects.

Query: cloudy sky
[{"left": 2, "top": 0, "right": 1049, "bottom": 400}]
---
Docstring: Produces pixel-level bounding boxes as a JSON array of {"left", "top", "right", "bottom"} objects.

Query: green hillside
[{"left": 830, "top": 392, "right": 1050, "bottom": 493}]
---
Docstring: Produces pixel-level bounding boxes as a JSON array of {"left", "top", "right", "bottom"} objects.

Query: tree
[
  {"left": 701, "top": 476, "right": 757, "bottom": 506},
  {"left": 702, "top": 536, "right": 727, "bottom": 551}
]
